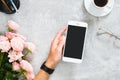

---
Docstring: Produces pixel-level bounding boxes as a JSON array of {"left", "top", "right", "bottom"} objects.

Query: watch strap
[{"left": 40, "top": 61, "right": 54, "bottom": 74}]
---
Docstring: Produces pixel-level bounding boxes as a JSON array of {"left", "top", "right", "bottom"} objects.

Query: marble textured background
[{"left": 0, "top": 0, "right": 120, "bottom": 80}]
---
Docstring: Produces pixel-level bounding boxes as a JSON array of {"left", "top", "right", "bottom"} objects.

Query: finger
[
  {"left": 61, "top": 36, "right": 66, "bottom": 55},
  {"left": 59, "top": 35, "right": 66, "bottom": 44},
  {"left": 62, "top": 36, "right": 66, "bottom": 44},
  {"left": 57, "top": 41, "right": 64, "bottom": 52},
  {"left": 57, "top": 36, "right": 65, "bottom": 52},
  {"left": 52, "top": 35, "right": 65, "bottom": 49},
  {"left": 53, "top": 27, "right": 67, "bottom": 43}
]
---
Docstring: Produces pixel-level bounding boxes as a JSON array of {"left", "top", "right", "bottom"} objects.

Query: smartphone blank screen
[{"left": 64, "top": 25, "right": 86, "bottom": 59}]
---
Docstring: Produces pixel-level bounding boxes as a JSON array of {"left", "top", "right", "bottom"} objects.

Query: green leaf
[
  {"left": 4, "top": 63, "right": 12, "bottom": 70},
  {"left": 0, "top": 68, "right": 5, "bottom": 79},
  {"left": 20, "top": 75, "right": 27, "bottom": 80},
  {"left": 5, "top": 71, "right": 13, "bottom": 80},
  {"left": 0, "top": 52, "right": 4, "bottom": 68},
  {"left": 4, "top": 71, "right": 20, "bottom": 80}
]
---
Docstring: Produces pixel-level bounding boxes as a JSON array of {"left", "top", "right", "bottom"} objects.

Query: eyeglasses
[
  {"left": 0, "top": 0, "right": 20, "bottom": 14},
  {"left": 96, "top": 28, "right": 120, "bottom": 48}
]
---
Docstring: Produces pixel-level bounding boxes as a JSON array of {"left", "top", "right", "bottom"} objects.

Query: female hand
[{"left": 45, "top": 27, "right": 67, "bottom": 69}]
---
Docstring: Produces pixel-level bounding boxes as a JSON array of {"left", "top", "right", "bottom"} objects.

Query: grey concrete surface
[{"left": 0, "top": 0, "right": 120, "bottom": 80}]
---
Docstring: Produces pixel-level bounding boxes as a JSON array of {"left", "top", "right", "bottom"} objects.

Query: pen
[{"left": 9, "top": 0, "right": 18, "bottom": 12}]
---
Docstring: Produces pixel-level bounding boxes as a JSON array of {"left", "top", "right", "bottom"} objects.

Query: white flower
[
  {"left": 0, "top": 41, "right": 11, "bottom": 52},
  {"left": 8, "top": 50, "right": 23, "bottom": 62},
  {"left": 11, "top": 37, "right": 24, "bottom": 52},
  {"left": 0, "top": 36, "right": 8, "bottom": 41}
]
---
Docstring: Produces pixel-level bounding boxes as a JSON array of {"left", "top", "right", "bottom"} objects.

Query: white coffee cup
[{"left": 84, "top": 0, "right": 114, "bottom": 17}]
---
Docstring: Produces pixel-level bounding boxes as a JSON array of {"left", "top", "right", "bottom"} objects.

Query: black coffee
[{"left": 94, "top": 0, "right": 108, "bottom": 7}]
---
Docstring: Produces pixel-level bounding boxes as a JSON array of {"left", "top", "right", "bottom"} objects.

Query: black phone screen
[{"left": 64, "top": 25, "right": 86, "bottom": 59}]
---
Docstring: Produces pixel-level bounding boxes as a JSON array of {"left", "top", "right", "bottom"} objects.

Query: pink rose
[
  {"left": 12, "top": 62, "right": 21, "bottom": 71},
  {"left": 0, "top": 36, "right": 8, "bottom": 41},
  {"left": 20, "top": 60, "right": 34, "bottom": 80},
  {"left": 7, "top": 20, "right": 20, "bottom": 31},
  {"left": 6, "top": 32, "right": 16, "bottom": 39},
  {"left": 6, "top": 32, "right": 26, "bottom": 41},
  {"left": 11, "top": 37, "right": 24, "bottom": 52},
  {"left": 20, "top": 60, "right": 33, "bottom": 73},
  {"left": 0, "top": 41, "right": 11, "bottom": 52},
  {"left": 25, "top": 42, "right": 36, "bottom": 53},
  {"left": 16, "top": 34, "right": 26, "bottom": 41},
  {"left": 8, "top": 50, "right": 23, "bottom": 62}
]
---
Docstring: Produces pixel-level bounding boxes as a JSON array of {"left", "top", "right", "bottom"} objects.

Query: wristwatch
[{"left": 40, "top": 61, "right": 55, "bottom": 74}]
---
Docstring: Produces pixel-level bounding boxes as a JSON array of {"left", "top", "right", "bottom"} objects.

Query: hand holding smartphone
[{"left": 63, "top": 21, "right": 88, "bottom": 63}]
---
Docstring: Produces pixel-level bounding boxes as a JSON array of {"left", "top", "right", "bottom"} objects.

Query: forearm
[
  {"left": 34, "top": 69, "right": 50, "bottom": 80},
  {"left": 34, "top": 27, "right": 66, "bottom": 80},
  {"left": 34, "top": 61, "right": 55, "bottom": 80}
]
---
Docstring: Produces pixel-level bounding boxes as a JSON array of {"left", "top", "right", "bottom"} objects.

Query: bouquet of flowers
[{"left": 0, "top": 21, "right": 36, "bottom": 80}]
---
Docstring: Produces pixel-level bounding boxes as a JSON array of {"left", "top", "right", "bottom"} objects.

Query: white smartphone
[{"left": 62, "top": 21, "right": 88, "bottom": 63}]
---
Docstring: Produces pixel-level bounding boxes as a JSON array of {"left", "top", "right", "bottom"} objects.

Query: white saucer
[{"left": 84, "top": 0, "right": 114, "bottom": 17}]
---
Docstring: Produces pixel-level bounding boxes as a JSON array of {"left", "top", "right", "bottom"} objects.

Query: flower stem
[
  {"left": 0, "top": 52, "right": 4, "bottom": 67},
  {"left": 23, "top": 50, "right": 29, "bottom": 59},
  {"left": 23, "top": 52, "right": 28, "bottom": 58}
]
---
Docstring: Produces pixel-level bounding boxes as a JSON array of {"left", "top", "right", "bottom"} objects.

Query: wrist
[
  {"left": 40, "top": 61, "right": 55, "bottom": 75},
  {"left": 45, "top": 59, "right": 57, "bottom": 69}
]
